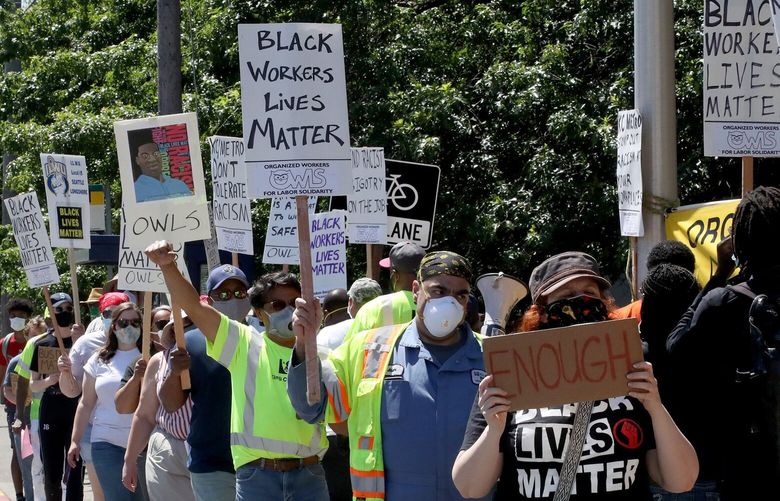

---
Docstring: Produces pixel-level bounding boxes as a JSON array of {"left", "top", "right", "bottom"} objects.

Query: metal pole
[
  {"left": 157, "top": 0, "right": 182, "bottom": 115},
  {"left": 634, "top": 0, "right": 678, "bottom": 288}
]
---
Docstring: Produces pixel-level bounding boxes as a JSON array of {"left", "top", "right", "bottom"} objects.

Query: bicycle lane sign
[{"left": 330, "top": 158, "right": 440, "bottom": 248}]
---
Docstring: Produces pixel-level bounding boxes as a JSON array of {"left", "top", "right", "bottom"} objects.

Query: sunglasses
[
  {"left": 116, "top": 318, "right": 141, "bottom": 329},
  {"left": 154, "top": 319, "right": 169, "bottom": 331},
  {"left": 210, "top": 289, "right": 248, "bottom": 302},
  {"left": 264, "top": 299, "right": 297, "bottom": 312}
]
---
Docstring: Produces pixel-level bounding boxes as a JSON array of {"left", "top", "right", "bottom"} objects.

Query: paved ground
[{"left": 0, "top": 418, "right": 93, "bottom": 501}]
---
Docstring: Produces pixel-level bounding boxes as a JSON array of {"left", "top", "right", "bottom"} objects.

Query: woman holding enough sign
[{"left": 453, "top": 252, "right": 698, "bottom": 500}]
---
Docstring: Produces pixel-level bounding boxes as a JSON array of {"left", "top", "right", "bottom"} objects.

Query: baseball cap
[
  {"left": 99, "top": 292, "right": 130, "bottom": 313},
  {"left": 528, "top": 251, "right": 611, "bottom": 304},
  {"left": 206, "top": 265, "right": 249, "bottom": 293},
  {"left": 379, "top": 242, "right": 426, "bottom": 274},
  {"left": 51, "top": 292, "right": 73, "bottom": 308}
]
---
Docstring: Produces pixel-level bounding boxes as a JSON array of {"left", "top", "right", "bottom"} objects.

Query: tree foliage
[{"left": 1, "top": 0, "right": 777, "bottom": 306}]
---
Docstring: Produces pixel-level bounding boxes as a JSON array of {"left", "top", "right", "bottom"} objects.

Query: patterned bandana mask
[{"left": 542, "top": 294, "right": 608, "bottom": 329}]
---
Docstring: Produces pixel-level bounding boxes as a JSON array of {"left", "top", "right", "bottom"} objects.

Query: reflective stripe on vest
[
  {"left": 380, "top": 295, "right": 394, "bottom": 327},
  {"left": 217, "top": 321, "right": 241, "bottom": 367},
  {"left": 322, "top": 360, "right": 350, "bottom": 422},
  {"left": 350, "top": 467, "right": 385, "bottom": 499},
  {"left": 361, "top": 325, "right": 405, "bottom": 379},
  {"left": 227, "top": 321, "right": 324, "bottom": 457}
]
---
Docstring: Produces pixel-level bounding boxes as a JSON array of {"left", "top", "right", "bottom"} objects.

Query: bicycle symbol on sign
[{"left": 386, "top": 174, "right": 418, "bottom": 211}]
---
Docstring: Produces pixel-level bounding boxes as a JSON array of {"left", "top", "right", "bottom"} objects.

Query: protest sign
[
  {"left": 309, "top": 210, "right": 347, "bottom": 298},
  {"left": 263, "top": 196, "right": 317, "bottom": 264},
  {"left": 37, "top": 346, "right": 63, "bottom": 375},
  {"left": 117, "top": 209, "right": 187, "bottom": 293},
  {"left": 616, "top": 110, "right": 643, "bottom": 237},
  {"left": 9, "top": 374, "right": 32, "bottom": 407},
  {"left": 704, "top": 0, "right": 780, "bottom": 156},
  {"left": 665, "top": 198, "right": 740, "bottom": 285},
  {"left": 238, "top": 23, "right": 352, "bottom": 197},
  {"left": 40, "top": 154, "right": 91, "bottom": 248},
  {"left": 3, "top": 192, "right": 59, "bottom": 288},
  {"left": 208, "top": 135, "right": 254, "bottom": 254},
  {"left": 483, "top": 319, "right": 644, "bottom": 411},
  {"left": 114, "top": 112, "right": 211, "bottom": 247},
  {"left": 346, "top": 148, "right": 387, "bottom": 244},
  {"left": 203, "top": 205, "right": 222, "bottom": 272}
]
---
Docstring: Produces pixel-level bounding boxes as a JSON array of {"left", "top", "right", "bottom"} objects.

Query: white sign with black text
[
  {"left": 238, "top": 23, "right": 352, "bottom": 197},
  {"left": 346, "top": 147, "right": 387, "bottom": 244},
  {"left": 4, "top": 192, "right": 59, "bottom": 288},
  {"left": 208, "top": 135, "right": 254, "bottom": 254},
  {"left": 616, "top": 110, "right": 643, "bottom": 237},
  {"left": 263, "top": 196, "right": 318, "bottom": 265},
  {"left": 40, "top": 153, "right": 91, "bottom": 249}
]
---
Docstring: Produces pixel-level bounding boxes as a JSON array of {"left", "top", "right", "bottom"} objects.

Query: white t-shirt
[
  {"left": 84, "top": 348, "right": 140, "bottom": 448},
  {"left": 69, "top": 330, "right": 107, "bottom": 385},
  {"left": 317, "top": 319, "right": 353, "bottom": 359}
]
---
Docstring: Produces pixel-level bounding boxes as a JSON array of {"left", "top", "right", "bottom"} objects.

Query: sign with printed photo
[
  {"left": 208, "top": 135, "right": 254, "bottom": 255},
  {"left": 3, "top": 192, "right": 60, "bottom": 288},
  {"left": 238, "top": 23, "right": 352, "bottom": 197},
  {"left": 114, "top": 112, "right": 211, "bottom": 247},
  {"left": 40, "top": 154, "right": 91, "bottom": 248},
  {"left": 704, "top": 0, "right": 780, "bottom": 156}
]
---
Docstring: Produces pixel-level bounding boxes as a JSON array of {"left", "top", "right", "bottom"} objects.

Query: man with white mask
[{"left": 288, "top": 251, "right": 490, "bottom": 501}]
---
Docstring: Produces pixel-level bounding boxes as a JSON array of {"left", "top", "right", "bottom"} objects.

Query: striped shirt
[{"left": 156, "top": 348, "right": 193, "bottom": 441}]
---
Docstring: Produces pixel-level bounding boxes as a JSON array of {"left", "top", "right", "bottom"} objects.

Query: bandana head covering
[{"left": 417, "top": 251, "right": 473, "bottom": 283}]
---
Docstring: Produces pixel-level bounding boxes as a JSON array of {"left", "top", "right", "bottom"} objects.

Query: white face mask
[
  {"left": 9, "top": 317, "right": 27, "bottom": 332},
  {"left": 115, "top": 325, "right": 141, "bottom": 345},
  {"left": 421, "top": 295, "right": 464, "bottom": 338},
  {"left": 266, "top": 306, "right": 295, "bottom": 339}
]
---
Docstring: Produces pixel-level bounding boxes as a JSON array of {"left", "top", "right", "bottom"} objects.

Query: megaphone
[{"left": 476, "top": 272, "right": 529, "bottom": 337}]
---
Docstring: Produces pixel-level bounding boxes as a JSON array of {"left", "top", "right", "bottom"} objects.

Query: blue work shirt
[
  {"left": 134, "top": 174, "right": 192, "bottom": 203},
  {"left": 288, "top": 321, "right": 490, "bottom": 501}
]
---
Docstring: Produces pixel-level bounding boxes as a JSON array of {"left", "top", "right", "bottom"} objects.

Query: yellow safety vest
[
  {"left": 207, "top": 314, "right": 328, "bottom": 469},
  {"left": 322, "top": 322, "right": 412, "bottom": 500},
  {"left": 343, "top": 291, "right": 415, "bottom": 344}
]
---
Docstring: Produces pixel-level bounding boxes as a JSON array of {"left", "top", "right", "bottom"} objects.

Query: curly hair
[
  {"left": 733, "top": 186, "right": 780, "bottom": 276},
  {"left": 7, "top": 298, "right": 34, "bottom": 316},
  {"left": 98, "top": 302, "right": 142, "bottom": 363},
  {"left": 249, "top": 272, "right": 301, "bottom": 309},
  {"left": 647, "top": 240, "right": 696, "bottom": 273}
]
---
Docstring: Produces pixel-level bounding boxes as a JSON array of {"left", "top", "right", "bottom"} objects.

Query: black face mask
[
  {"left": 54, "top": 310, "right": 75, "bottom": 328},
  {"left": 541, "top": 295, "right": 608, "bottom": 329}
]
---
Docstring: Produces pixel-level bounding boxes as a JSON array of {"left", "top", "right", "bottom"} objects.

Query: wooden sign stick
[
  {"left": 68, "top": 249, "right": 81, "bottom": 325},
  {"left": 142, "top": 292, "right": 152, "bottom": 361},
  {"left": 170, "top": 300, "right": 191, "bottom": 390},
  {"left": 630, "top": 237, "right": 639, "bottom": 300},
  {"left": 742, "top": 156, "right": 754, "bottom": 196},
  {"left": 295, "top": 195, "right": 321, "bottom": 406},
  {"left": 231, "top": 252, "right": 239, "bottom": 267},
  {"left": 42, "top": 286, "right": 67, "bottom": 356}
]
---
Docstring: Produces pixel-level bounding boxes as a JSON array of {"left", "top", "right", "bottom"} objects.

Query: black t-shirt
[
  {"left": 29, "top": 331, "right": 73, "bottom": 396},
  {"left": 461, "top": 396, "right": 655, "bottom": 500}
]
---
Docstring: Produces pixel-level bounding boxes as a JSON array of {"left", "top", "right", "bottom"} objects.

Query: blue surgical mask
[{"left": 103, "top": 317, "right": 112, "bottom": 332}]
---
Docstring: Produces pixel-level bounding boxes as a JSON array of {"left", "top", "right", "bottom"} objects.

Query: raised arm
[
  {"left": 145, "top": 240, "right": 221, "bottom": 341},
  {"left": 122, "top": 353, "right": 161, "bottom": 493}
]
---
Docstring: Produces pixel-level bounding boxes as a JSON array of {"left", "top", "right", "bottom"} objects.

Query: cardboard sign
[
  {"left": 238, "top": 23, "right": 352, "bottom": 197},
  {"left": 262, "top": 196, "right": 317, "bottom": 264},
  {"left": 704, "top": 0, "right": 780, "bottom": 156},
  {"left": 40, "top": 154, "right": 91, "bottom": 248},
  {"left": 309, "top": 210, "right": 347, "bottom": 298},
  {"left": 665, "top": 199, "right": 740, "bottom": 285},
  {"left": 114, "top": 113, "right": 211, "bottom": 247},
  {"left": 9, "top": 374, "right": 32, "bottom": 407},
  {"left": 117, "top": 208, "right": 188, "bottom": 293},
  {"left": 3, "top": 192, "right": 60, "bottom": 288},
  {"left": 616, "top": 110, "right": 643, "bottom": 237},
  {"left": 208, "top": 136, "right": 254, "bottom": 254},
  {"left": 483, "top": 319, "right": 644, "bottom": 410},
  {"left": 37, "top": 346, "right": 63, "bottom": 375},
  {"left": 346, "top": 148, "right": 387, "bottom": 244}
]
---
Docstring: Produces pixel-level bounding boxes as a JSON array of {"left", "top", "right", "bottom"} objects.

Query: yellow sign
[{"left": 665, "top": 199, "right": 740, "bottom": 285}]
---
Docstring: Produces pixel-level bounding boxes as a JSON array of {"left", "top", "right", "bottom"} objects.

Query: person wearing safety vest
[
  {"left": 344, "top": 241, "right": 425, "bottom": 340},
  {"left": 144, "top": 241, "right": 329, "bottom": 501},
  {"left": 288, "top": 251, "right": 492, "bottom": 501}
]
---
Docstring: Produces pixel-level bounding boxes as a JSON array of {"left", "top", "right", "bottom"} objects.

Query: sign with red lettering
[
  {"left": 483, "top": 319, "right": 644, "bottom": 410},
  {"left": 114, "top": 112, "right": 211, "bottom": 247}
]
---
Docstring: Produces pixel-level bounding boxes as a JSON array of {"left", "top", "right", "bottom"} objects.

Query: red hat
[{"left": 99, "top": 292, "right": 130, "bottom": 313}]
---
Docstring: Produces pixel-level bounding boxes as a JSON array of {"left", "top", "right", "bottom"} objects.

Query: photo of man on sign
[{"left": 127, "top": 126, "right": 194, "bottom": 203}]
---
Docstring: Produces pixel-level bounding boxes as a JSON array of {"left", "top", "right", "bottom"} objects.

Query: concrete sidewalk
[{"left": 0, "top": 419, "right": 93, "bottom": 501}]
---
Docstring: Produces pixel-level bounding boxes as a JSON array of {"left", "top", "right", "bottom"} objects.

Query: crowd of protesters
[{"left": 1, "top": 186, "right": 778, "bottom": 500}]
